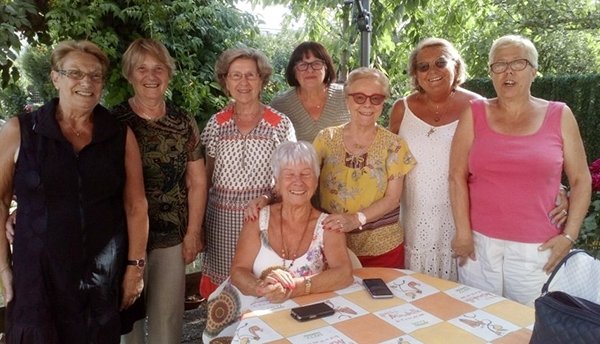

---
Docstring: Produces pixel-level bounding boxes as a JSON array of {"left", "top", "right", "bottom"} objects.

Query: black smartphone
[
  {"left": 363, "top": 278, "right": 394, "bottom": 299},
  {"left": 290, "top": 302, "right": 335, "bottom": 321}
]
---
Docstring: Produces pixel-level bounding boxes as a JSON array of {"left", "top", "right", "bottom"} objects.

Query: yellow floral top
[{"left": 313, "top": 124, "right": 416, "bottom": 256}]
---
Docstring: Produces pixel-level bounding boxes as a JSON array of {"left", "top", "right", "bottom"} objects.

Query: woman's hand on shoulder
[{"left": 244, "top": 195, "right": 270, "bottom": 222}]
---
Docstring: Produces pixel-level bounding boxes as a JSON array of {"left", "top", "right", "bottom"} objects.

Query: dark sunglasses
[
  {"left": 416, "top": 58, "right": 451, "bottom": 73},
  {"left": 347, "top": 93, "right": 386, "bottom": 105}
]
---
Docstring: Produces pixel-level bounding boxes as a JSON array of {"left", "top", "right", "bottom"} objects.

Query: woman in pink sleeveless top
[{"left": 449, "top": 35, "right": 591, "bottom": 305}]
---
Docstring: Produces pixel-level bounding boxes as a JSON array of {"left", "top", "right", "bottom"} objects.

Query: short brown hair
[
  {"left": 214, "top": 47, "right": 272, "bottom": 94},
  {"left": 122, "top": 38, "right": 176, "bottom": 81},
  {"left": 407, "top": 37, "right": 467, "bottom": 92},
  {"left": 284, "top": 41, "right": 336, "bottom": 87},
  {"left": 51, "top": 40, "right": 109, "bottom": 74}
]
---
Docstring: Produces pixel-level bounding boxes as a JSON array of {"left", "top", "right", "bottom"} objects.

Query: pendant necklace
[
  {"left": 280, "top": 206, "right": 313, "bottom": 269},
  {"left": 425, "top": 90, "right": 455, "bottom": 137}
]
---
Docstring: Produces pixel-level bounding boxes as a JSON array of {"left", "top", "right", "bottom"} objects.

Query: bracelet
[
  {"left": 303, "top": 276, "right": 312, "bottom": 295},
  {"left": 562, "top": 233, "right": 577, "bottom": 245}
]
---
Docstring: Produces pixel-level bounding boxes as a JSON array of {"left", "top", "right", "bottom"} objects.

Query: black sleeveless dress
[{"left": 6, "top": 98, "right": 128, "bottom": 344}]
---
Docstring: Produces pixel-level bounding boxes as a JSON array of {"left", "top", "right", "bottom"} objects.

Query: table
[{"left": 231, "top": 268, "right": 535, "bottom": 343}]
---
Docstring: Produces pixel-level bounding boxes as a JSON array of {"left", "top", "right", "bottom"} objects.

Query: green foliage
[
  {"left": 6, "top": 0, "right": 259, "bottom": 127},
  {"left": 0, "top": 82, "right": 28, "bottom": 119},
  {"left": 18, "top": 44, "right": 54, "bottom": 103},
  {"left": 0, "top": 0, "right": 38, "bottom": 87},
  {"left": 579, "top": 193, "right": 600, "bottom": 258}
]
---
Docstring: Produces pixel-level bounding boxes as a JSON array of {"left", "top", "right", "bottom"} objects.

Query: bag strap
[{"left": 541, "top": 249, "right": 591, "bottom": 294}]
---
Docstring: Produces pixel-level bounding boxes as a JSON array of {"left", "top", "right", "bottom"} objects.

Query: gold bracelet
[
  {"left": 562, "top": 233, "right": 577, "bottom": 245},
  {"left": 303, "top": 276, "right": 312, "bottom": 295}
]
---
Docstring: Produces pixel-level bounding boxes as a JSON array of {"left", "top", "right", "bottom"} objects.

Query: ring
[
  {"left": 336, "top": 219, "right": 341, "bottom": 224},
  {"left": 561, "top": 209, "right": 568, "bottom": 216}
]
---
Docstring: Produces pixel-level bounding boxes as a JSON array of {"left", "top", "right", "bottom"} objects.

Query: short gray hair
[
  {"left": 271, "top": 141, "right": 320, "bottom": 180},
  {"left": 489, "top": 35, "right": 538, "bottom": 69},
  {"left": 344, "top": 67, "right": 390, "bottom": 98}
]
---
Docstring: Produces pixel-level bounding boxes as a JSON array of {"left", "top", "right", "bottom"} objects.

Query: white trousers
[
  {"left": 122, "top": 244, "right": 186, "bottom": 344},
  {"left": 458, "top": 231, "right": 551, "bottom": 306}
]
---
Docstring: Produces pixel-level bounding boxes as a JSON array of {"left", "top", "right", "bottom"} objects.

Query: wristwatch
[
  {"left": 127, "top": 259, "right": 146, "bottom": 268},
  {"left": 356, "top": 212, "right": 367, "bottom": 230}
]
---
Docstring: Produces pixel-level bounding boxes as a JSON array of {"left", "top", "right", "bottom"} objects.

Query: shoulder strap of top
[
  {"left": 259, "top": 206, "right": 270, "bottom": 232},
  {"left": 470, "top": 98, "right": 487, "bottom": 131}
]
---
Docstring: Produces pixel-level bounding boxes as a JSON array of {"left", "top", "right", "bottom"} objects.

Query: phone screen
[
  {"left": 290, "top": 302, "right": 335, "bottom": 321},
  {"left": 363, "top": 278, "right": 394, "bottom": 299}
]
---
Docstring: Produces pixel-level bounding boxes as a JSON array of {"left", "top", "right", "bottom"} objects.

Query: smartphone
[
  {"left": 363, "top": 278, "right": 394, "bottom": 299},
  {"left": 290, "top": 302, "right": 335, "bottom": 321}
]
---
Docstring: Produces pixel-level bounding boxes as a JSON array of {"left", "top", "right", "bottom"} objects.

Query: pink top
[{"left": 468, "top": 99, "right": 564, "bottom": 243}]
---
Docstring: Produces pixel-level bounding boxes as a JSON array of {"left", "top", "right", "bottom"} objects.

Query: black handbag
[{"left": 530, "top": 250, "right": 600, "bottom": 344}]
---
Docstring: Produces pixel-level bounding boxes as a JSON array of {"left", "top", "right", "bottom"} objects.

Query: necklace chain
[
  {"left": 426, "top": 90, "right": 455, "bottom": 122},
  {"left": 279, "top": 206, "right": 313, "bottom": 269},
  {"left": 132, "top": 97, "right": 165, "bottom": 121}
]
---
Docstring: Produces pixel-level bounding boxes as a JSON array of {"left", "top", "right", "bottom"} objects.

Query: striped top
[{"left": 270, "top": 83, "right": 350, "bottom": 142}]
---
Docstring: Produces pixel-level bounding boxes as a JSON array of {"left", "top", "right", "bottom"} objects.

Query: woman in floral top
[
  {"left": 313, "top": 67, "right": 416, "bottom": 268},
  {"left": 203, "top": 141, "right": 352, "bottom": 343}
]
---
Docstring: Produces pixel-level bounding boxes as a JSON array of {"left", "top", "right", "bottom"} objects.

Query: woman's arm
[
  {"left": 539, "top": 105, "right": 591, "bottom": 273},
  {"left": 290, "top": 228, "right": 353, "bottom": 297},
  {"left": 182, "top": 158, "right": 207, "bottom": 264},
  {"left": 0, "top": 118, "right": 20, "bottom": 303},
  {"left": 120, "top": 127, "right": 149, "bottom": 310},
  {"left": 387, "top": 98, "right": 406, "bottom": 134},
  {"left": 230, "top": 218, "right": 265, "bottom": 296},
  {"left": 449, "top": 107, "right": 476, "bottom": 266}
]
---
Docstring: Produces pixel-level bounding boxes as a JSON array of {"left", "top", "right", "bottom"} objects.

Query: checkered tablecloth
[{"left": 232, "top": 268, "right": 534, "bottom": 343}]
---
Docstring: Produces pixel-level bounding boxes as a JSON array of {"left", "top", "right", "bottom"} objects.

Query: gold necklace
[
  {"left": 427, "top": 90, "right": 455, "bottom": 122},
  {"left": 279, "top": 206, "right": 313, "bottom": 269},
  {"left": 132, "top": 97, "right": 165, "bottom": 121}
]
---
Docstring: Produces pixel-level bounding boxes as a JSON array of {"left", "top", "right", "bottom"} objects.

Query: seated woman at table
[{"left": 203, "top": 141, "right": 353, "bottom": 343}]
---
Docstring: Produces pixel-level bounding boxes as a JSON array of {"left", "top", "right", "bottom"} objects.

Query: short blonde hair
[
  {"left": 122, "top": 38, "right": 176, "bottom": 80},
  {"left": 488, "top": 35, "right": 538, "bottom": 68},
  {"left": 51, "top": 40, "right": 109, "bottom": 74},
  {"left": 407, "top": 37, "right": 467, "bottom": 92},
  {"left": 214, "top": 47, "right": 272, "bottom": 94},
  {"left": 344, "top": 67, "right": 390, "bottom": 98}
]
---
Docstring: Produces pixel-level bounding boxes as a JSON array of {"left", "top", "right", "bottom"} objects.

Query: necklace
[
  {"left": 279, "top": 206, "right": 313, "bottom": 269},
  {"left": 426, "top": 90, "right": 455, "bottom": 123},
  {"left": 57, "top": 108, "right": 87, "bottom": 137},
  {"left": 132, "top": 97, "right": 166, "bottom": 121}
]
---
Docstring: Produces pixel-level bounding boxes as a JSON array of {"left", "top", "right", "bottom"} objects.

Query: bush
[{"left": 0, "top": 83, "right": 28, "bottom": 119}]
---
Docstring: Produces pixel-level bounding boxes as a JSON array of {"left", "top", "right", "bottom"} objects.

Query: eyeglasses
[
  {"left": 295, "top": 60, "right": 325, "bottom": 71},
  {"left": 416, "top": 58, "right": 451, "bottom": 73},
  {"left": 226, "top": 72, "right": 260, "bottom": 81},
  {"left": 57, "top": 69, "right": 104, "bottom": 83},
  {"left": 489, "top": 59, "right": 531, "bottom": 74},
  {"left": 347, "top": 93, "right": 386, "bottom": 105}
]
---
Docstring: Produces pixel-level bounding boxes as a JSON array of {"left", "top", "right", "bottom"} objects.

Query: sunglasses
[
  {"left": 415, "top": 57, "right": 451, "bottom": 73},
  {"left": 347, "top": 93, "right": 386, "bottom": 105}
]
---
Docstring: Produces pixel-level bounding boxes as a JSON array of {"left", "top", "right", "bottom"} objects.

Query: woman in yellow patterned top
[{"left": 313, "top": 67, "right": 416, "bottom": 268}]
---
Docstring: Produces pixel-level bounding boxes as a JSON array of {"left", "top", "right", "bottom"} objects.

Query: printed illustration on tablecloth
[
  {"left": 245, "top": 296, "right": 298, "bottom": 314},
  {"left": 388, "top": 276, "right": 438, "bottom": 301},
  {"left": 287, "top": 326, "right": 358, "bottom": 344},
  {"left": 232, "top": 317, "right": 284, "bottom": 344},
  {"left": 448, "top": 309, "right": 521, "bottom": 342},
  {"left": 334, "top": 275, "right": 365, "bottom": 295},
  {"left": 374, "top": 303, "right": 442, "bottom": 333},
  {"left": 319, "top": 296, "right": 369, "bottom": 324},
  {"left": 444, "top": 285, "right": 504, "bottom": 308},
  {"left": 380, "top": 334, "right": 425, "bottom": 344}
]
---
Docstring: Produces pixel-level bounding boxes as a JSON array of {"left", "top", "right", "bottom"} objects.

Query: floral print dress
[{"left": 203, "top": 206, "right": 327, "bottom": 342}]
